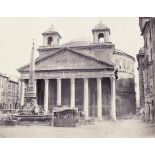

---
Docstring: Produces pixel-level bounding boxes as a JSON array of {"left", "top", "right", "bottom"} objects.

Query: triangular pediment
[{"left": 18, "top": 48, "right": 114, "bottom": 72}]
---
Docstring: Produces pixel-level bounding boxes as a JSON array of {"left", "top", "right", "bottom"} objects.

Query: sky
[
  {"left": 0, "top": 17, "right": 143, "bottom": 76},
  {"left": 0, "top": 17, "right": 143, "bottom": 101}
]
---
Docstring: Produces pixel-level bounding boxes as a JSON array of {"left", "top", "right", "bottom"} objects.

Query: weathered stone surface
[
  {"left": 137, "top": 17, "right": 155, "bottom": 122},
  {"left": 19, "top": 48, "right": 114, "bottom": 72},
  {"left": 18, "top": 97, "right": 44, "bottom": 115}
]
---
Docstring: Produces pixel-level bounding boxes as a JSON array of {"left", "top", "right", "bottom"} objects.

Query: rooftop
[
  {"left": 61, "top": 37, "right": 91, "bottom": 47},
  {"left": 92, "top": 21, "right": 110, "bottom": 33},
  {"left": 42, "top": 25, "right": 61, "bottom": 38},
  {"left": 0, "top": 72, "right": 19, "bottom": 83},
  {"left": 94, "top": 21, "right": 108, "bottom": 30}
]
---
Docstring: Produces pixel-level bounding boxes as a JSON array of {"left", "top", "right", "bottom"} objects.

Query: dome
[
  {"left": 61, "top": 37, "right": 92, "bottom": 47},
  {"left": 115, "top": 49, "right": 135, "bottom": 61}
]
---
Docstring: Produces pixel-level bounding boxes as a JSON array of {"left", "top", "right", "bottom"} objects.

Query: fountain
[{"left": 12, "top": 41, "right": 52, "bottom": 125}]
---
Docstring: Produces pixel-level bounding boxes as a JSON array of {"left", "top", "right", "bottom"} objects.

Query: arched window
[
  {"left": 98, "top": 33, "right": 104, "bottom": 43},
  {"left": 48, "top": 36, "right": 53, "bottom": 45}
]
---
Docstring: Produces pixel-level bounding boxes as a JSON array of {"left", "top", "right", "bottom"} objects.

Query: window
[
  {"left": 122, "top": 59, "right": 126, "bottom": 70},
  {"left": 119, "top": 60, "right": 122, "bottom": 70},
  {"left": 12, "top": 85, "right": 15, "bottom": 90},
  {"left": 150, "top": 48, "right": 153, "bottom": 61},
  {"left": 5, "top": 104, "right": 8, "bottom": 109},
  {"left": 8, "top": 84, "right": 11, "bottom": 89},
  {"left": 152, "top": 100, "right": 154, "bottom": 106},
  {"left": 127, "top": 61, "right": 130, "bottom": 70},
  {"left": 147, "top": 69, "right": 149, "bottom": 87},
  {"left": 149, "top": 30, "right": 152, "bottom": 42},
  {"left": 48, "top": 36, "right": 53, "bottom": 45},
  {"left": 150, "top": 66, "right": 152, "bottom": 78},
  {"left": 145, "top": 37, "right": 148, "bottom": 48},
  {"left": 98, "top": 33, "right": 104, "bottom": 43}
]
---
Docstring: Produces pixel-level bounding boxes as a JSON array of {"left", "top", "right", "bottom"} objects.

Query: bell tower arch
[
  {"left": 42, "top": 25, "right": 61, "bottom": 47},
  {"left": 92, "top": 21, "right": 110, "bottom": 44}
]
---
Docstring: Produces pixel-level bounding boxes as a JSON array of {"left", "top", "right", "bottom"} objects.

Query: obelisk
[
  {"left": 20, "top": 41, "right": 39, "bottom": 115},
  {"left": 25, "top": 41, "right": 36, "bottom": 98}
]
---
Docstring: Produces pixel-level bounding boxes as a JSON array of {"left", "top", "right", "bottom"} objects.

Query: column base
[
  {"left": 111, "top": 116, "right": 117, "bottom": 121},
  {"left": 97, "top": 117, "right": 103, "bottom": 121}
]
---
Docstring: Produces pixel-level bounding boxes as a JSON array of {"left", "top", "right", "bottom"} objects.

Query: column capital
[
  {"left": 110, "top": 76, "right": 116, "bottom": 82},
  {"left": 84, "top": 78, "right": 88, "bottom": 82},
  {"left": 97, "top": 77, "right": 102, "bottom": 82},
  {"left": 20, "top": 79, "right": 25, "bottom": 82},
  {"left": 70, "top": 77, "right": 75, "bottom": 80},
  {"left": 97, "top": 77, "right": 102, "bottom": 80},
  {"left": 44, "top": 79, "right": 49, "bottom": 82},
  {"left": 70, "top": 78, "right": 75, "bottom": 83}
]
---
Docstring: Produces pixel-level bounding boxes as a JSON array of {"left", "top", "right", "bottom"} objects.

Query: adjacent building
[
  {"left": 18, "top": 22, "right": 136, "bottom": 120},
  {"left": 137, "top": 17, "right": 155, "bottom": 122},
  {"left": 0, "top": 73, "right": 19, "bottom": 112}
]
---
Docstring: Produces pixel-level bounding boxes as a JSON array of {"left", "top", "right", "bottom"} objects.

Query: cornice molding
[
  {"left": 19, "top": 67, "right": 115, "bottom": 73},
  {"left": 114, "top": 51, "right": 135, "bottom": 62},
  {"left": 38, "top": 43, "right": 115, "bottom": 52}
]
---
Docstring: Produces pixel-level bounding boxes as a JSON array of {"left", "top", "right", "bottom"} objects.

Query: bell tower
[
  {"left": 92, "top": 21, "right": 110, "bottom": 44},
  {"left": 42, "top": 25, "right": 61, "bottom": 47}
]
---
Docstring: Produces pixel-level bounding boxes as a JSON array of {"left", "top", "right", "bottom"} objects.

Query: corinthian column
[
  {"left": 57, "top": 78, "right": 61, "bottom": 106},
  {"left": 84, "top": 78, "right": 89, "bottom": 117},
  {"left": 97, "top": 78, "right": 102, "bottom": 120},
  {"left": 70, "top": 78, "right": 75, "bottom": 108},
  {"left": 110, "top": 77, "right": 116, "bottom": 121},
  {"left": 44, "top": 79, "right": 49, "bottom": 113}
]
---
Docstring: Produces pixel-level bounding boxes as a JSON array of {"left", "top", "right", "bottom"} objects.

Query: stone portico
[
  {"left": 18, "top": 22, "right": 131, "bottom": 120},
  {"left": 19, "top": 47, "right": 116, "bottom": 120}
]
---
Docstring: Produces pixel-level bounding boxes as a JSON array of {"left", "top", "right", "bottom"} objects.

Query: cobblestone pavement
[{"left": 0, "top": 118, "right": 155, "bottom": 138}]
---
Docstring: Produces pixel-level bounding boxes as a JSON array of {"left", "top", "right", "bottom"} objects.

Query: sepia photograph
[{"left": 0, "top": 17, "right": 154, "bottom": 138}]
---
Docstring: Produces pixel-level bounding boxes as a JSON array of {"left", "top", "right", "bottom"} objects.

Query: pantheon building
[{"left": 18, "top": 22, "right": 136, "bottom": 120}]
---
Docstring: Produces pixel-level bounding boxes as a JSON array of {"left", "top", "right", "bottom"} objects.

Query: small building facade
[
  {"left": 137, "top": 17, "right": 155, "bottom": 122},
  {"left": 0, "top": 73, "right": 19, "bottom": 112},
  {"left": 18, "top": 22, "right": 136, "bottom": 120}
]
